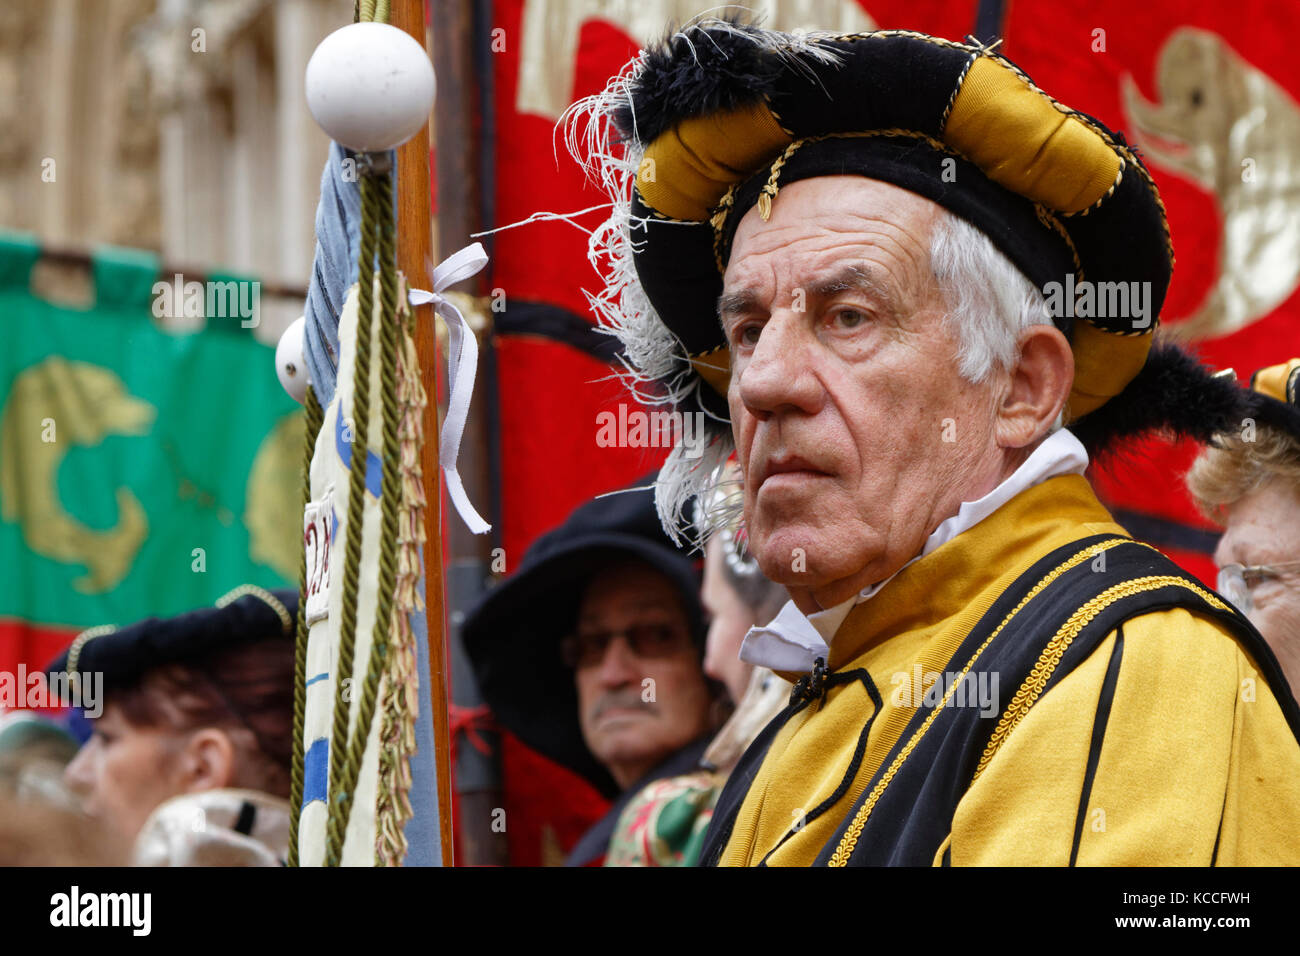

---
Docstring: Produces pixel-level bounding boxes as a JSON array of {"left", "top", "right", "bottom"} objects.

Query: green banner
[{"left": 0, "top": 232, "right": 302, "bottom": 630}]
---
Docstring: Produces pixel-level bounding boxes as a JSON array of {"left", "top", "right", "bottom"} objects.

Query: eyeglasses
[
  {"left": 1216, "top": 560, "right": 1300, "bottom": 615},
  {"left": 559, "top": 623, "right": 690, "bottom": 669}
]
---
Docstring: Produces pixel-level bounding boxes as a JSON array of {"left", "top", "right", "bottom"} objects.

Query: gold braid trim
[
  {"left": 826, "top": 537, "right": 1138, "bottom": 866},
  {"left": 1033, "top": 203, "right": 1085, "bottom": 284},
  {"left": 968, "top": 574, "right": 1230, "bottom": 784},
  {"left": 710, "top": 183, "right": 740, "bottom": 273},
  {"left": 711, "top": 128, "right": 967, "bottom": 267},
  {"left": 65, "top": 625, "right": 115, "bottom": 688},
  {"left": 288, "top": 385, "right": 323, "bottom": 867},
  {"left": 757, "top": 137, "right": 806, "bottom": 221},
  {"left": 374, "top": 276, "right": 425, "bottom": 866},
  {"left": 939, "top": 52, "right": 980, "bottom": 136},
  {"left": 215, "top": 584, "right": 293, "bottom": 634}
]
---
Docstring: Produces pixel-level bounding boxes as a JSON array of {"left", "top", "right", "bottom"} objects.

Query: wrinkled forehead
[
  {"left": 723, "top": 176, "right": 944, "bottom": 303},
  {"left": 1220, "top": 479, "right": 1300, "bottom": 562}
]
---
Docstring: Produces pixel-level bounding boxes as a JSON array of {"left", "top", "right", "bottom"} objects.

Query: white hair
[{"left": 928, "top": 208, "right": 1053, "bottom": 383}]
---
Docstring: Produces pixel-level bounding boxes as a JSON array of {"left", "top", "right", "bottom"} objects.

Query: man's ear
[
  {"left": 179, "top": 729, "right": 236, "bottom": 793},
  {"left": 996, "top": 325, "right": 1074, "bottom": 449}
]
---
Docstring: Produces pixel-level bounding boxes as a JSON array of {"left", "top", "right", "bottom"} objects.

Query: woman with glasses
[{"left": 1188, "top": 359, "right": 1300, "bottom": 703}]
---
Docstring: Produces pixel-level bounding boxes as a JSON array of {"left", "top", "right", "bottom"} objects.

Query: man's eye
[
  {"left": 1245, "top": 570, "right": 1278, "bottom": 588},
  {"left": 736, "top": 324, "right": 761, "bottom": 347},
  {"left": 833, "top": 308, "right": 868, "bottom": 329}
]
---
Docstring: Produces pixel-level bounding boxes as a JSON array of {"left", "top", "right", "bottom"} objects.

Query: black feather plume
[
  {"left": 613, "top": 17, "right": 786, "bottom": 145},
  {"left": 1072, "top": 344, "right": 1255, "bottom": 455}
]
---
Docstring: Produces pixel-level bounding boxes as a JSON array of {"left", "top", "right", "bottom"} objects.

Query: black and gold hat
[
  {"left": 574, "top": 18, "right": 1255, "bottom": 460},
  {"left": 1243, "top": 359, "right": 1300, "bottom": 440},
  {"left": 45, "top": 585, "right": 296, "bottom": 699},
  {"left": 617, "top": 23, "right": 1172, "bottom": 423}
]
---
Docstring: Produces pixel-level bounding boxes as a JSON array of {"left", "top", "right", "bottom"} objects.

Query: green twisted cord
[
  {"left": 288, "top": 385, "right": 324, "bottom": 867},
  {"left": 324, "top": 167, "right": 405, "bottom": 864},
  {"left": 358, "top": 1, "right": 389, "bottom": 24},
  {"left": 323, "top": 169, "right": 383, "bottom": 864}
]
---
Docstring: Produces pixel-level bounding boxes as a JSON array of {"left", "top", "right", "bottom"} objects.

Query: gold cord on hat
[
  {"left": 65, "top": 624, "right": 116, "bottom": 678},
  {"left": 215, "top": 584, "right": 293, "bottom": 634},
  {"left": 757, "top": 139, "right": 806, "bottom": 221}
]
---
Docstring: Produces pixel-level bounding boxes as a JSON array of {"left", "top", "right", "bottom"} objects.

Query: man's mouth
[
  {"left": 758, "top": 454, "right": 830, "bottom": 488},
  {"left": 594, "top": 706, "right": 653, "bottom": 727}
]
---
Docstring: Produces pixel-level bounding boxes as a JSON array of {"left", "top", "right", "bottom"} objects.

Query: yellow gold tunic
[{"left": 718, "top": 474, "right": 1300, "bottom": 866}]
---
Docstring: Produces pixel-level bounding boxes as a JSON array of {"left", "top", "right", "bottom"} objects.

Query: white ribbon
[{"left": 408, "top": 242, "right": 491, "bottom": 535}]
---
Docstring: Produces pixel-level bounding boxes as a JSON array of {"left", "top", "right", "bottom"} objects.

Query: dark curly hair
[{"left": 111, "top": 638, "right": 294, "bottom": 798}]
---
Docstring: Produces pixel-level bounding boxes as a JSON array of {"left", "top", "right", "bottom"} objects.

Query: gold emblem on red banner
[{"left": 1123, "top": 27, "right": 1300, "bottom": 342}]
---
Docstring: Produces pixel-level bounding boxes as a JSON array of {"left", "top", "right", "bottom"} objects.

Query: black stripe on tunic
[{"left": 1070, "top": 626, "right": 1125, "bottom": 865}]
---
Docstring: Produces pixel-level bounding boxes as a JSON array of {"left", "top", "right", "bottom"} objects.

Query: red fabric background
[
  {"left": 0, "top": 620, "right": 76, "bottom": 693},
  {"left": 1002, "top": 0, "right": 1300, "bottom": 585}
]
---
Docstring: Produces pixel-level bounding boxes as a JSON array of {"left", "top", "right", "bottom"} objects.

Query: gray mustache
[{"left": 591, "top": 688, "right": 655, "bottom": 720}]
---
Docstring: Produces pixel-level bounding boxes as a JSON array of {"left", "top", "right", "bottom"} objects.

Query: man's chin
[
  {"left": 588, "top": 725, "right": 677, "bottom": 761},
  {"left": 753, "top": 541, "right": 891, "bottom": 607},
  {"left": 591, "top": 706, "right": 655, "bottom": 727},
  {"left": 752, "top": 534, "right": 839, "bottom": 586}
]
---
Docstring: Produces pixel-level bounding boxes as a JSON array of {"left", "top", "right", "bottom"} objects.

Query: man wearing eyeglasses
[
  {"left": 1190, "top": 359, "right": 1300, "bottom": 704},
  {"left": 564, "top": 562, "right": 716, "bottom": 796},
  {"left": 463, "top": 475, "right": 722, "bottom": 866}
]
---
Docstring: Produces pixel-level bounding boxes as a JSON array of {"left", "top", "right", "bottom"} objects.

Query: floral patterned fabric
[{"left": 603, "top": 769, "right": 720, "bottom": 867}]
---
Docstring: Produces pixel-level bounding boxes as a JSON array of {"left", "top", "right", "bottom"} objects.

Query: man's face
[
  {"left": 721, "top": 176, "right": 1007, "bottom": 609},
  {"left": 62, "top": 702, "right": 188, "bottom": 845},
  {"left": 573, "top": 561, "right": 712, "bottom": 790},
  {"left": 1214, "top": 477, "right": 1300, "bottom": 695}
]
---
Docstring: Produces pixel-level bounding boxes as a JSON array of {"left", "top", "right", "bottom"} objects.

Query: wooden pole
[
  {"left": 429, "top": 0, "right": 507, "bottom": 867},
  {"left": 391, "top": 0, "right": 454, "bottom": 867}
]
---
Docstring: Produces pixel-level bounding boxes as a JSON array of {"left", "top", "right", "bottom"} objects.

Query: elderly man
[
  {"left": 1188, "top": 359, "right": 1300, "bottom": 702},
  {"left": 463, "top": 476, "right": 721, "bottom": 866},
  {"left": 569, "top": 21, "right": 1300, "bottom": 865}
]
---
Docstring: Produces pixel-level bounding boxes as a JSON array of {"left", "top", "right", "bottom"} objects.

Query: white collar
[{"left": 738, "top": 428, "right": 1089, "bottom": 673}]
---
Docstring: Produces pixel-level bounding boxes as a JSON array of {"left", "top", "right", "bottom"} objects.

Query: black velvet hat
[
  {"left": 46, "top": 586, "right": 296, "bottom": 698},
  {"left": 462, "top": 475, "right": 705, "bottom": 798},
  {"left": 573, "top": 17, "right": 1266, "bottom": 459}
]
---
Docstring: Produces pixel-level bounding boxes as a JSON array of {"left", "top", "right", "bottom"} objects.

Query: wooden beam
[
  {"left": 429, "top": 0, "right": 509, "bottom": 868},
  {"left": 390, "top": 0, "right": 454, "bottom": 868}
]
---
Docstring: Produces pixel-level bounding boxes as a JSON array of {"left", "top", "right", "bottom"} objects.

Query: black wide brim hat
[
  {"left": 46, "top": 586, "right": 297, "bottom": 700},
  {"left": 578, "top": 18, "right": 1269, "bottom": 456},
  {"left": 462, "top": 476, "right": 704, "bottom": 798}
]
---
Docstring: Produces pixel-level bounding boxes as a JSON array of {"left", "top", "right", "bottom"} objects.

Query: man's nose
[
  {"left": 736, "top": 311, "right": 823, "bottom": 416},
  {"left": 594, "top": 634, "right": 640, "bottom": 686}
]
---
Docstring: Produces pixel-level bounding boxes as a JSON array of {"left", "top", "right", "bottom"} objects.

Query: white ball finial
[
  {"left": 276, "top": 316, "right": 310, "bottom": 404},
  {"left": 305, "top": 22, "right": 436, "bottom": 153}
]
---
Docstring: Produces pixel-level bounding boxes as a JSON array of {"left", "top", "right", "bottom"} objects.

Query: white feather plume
[{"left": 560, "top": 17, "right": 841, "bottom": 546}]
